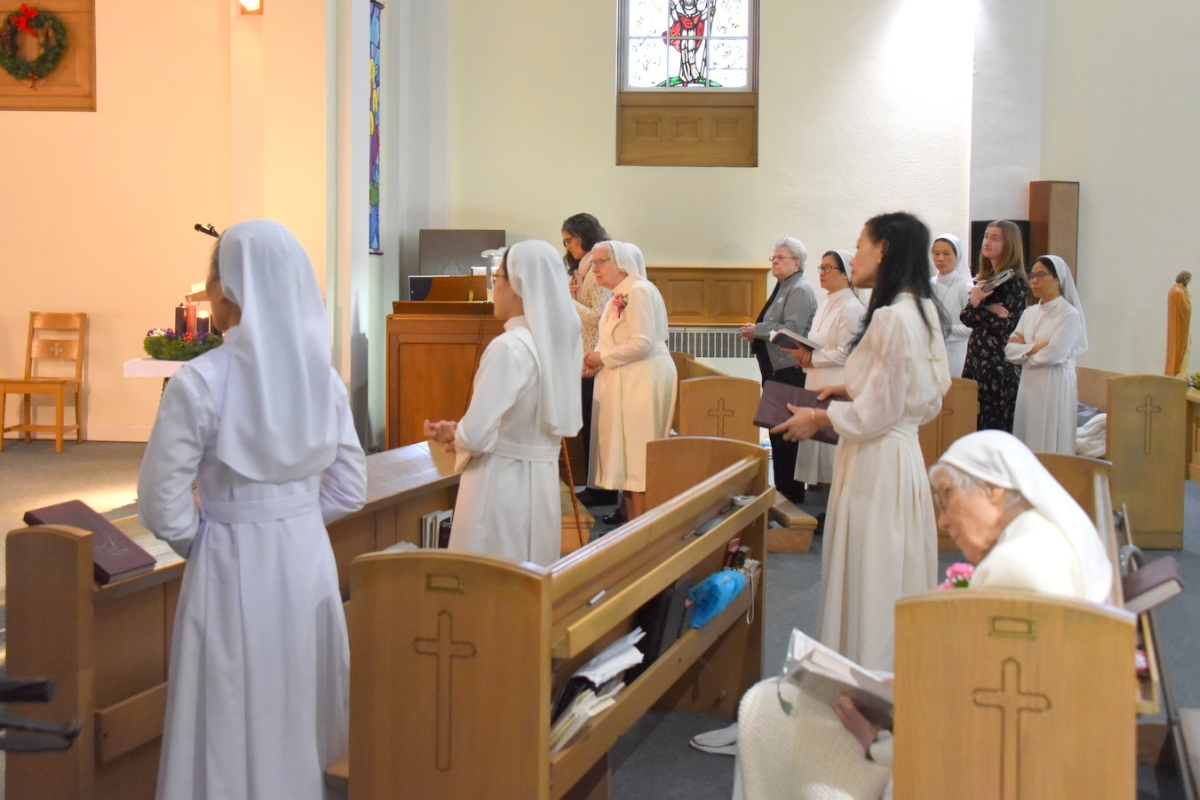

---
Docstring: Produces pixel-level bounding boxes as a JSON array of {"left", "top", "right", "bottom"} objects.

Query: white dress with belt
[
  {"left": 589, "top": 275, "right": 677, "bottom": 493},
  {"left": 450, "top": 316, "right": 562, "bottom": 567},
  {"left": 821, "top": 293, "right": 950, "bottom": 671},
  {"left": 1005, "top": 296, "right": 1084, "bottom": 455},
  {"left": 794, "top": 288, "right": 866, "bottom": 485},
  {"left": 139, "top": 355, "right": 366, "bottom": 800}
]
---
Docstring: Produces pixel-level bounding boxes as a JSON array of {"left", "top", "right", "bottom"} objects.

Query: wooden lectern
[{"left": 386, "top": 301, "right": 505, "bottom": 449}]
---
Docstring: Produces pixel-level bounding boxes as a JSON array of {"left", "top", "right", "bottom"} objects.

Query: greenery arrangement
[
  {"left": 144, "top": 329, "right": 223, "bottom": 361},
  {"left": 0, "top": 5, "right": 68, "bottom": 84}
]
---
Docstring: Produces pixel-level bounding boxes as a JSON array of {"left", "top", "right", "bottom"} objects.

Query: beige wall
[
  {"left": 0, "top": 0, "right": 231, "bottom": 442},
  {"left": 1, "top": 0, "right": 331, "bottom": 443},
  {"left": 1042, "top": 0, "right": 1200, "bottom": 375},
  {"left": 448, "top": 0, "right": 973, "bottom": 285}
]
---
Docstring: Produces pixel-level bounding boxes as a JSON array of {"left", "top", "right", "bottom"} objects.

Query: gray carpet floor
[{"left": 0, "top": 443, "right": 1197, "bottom": 797}]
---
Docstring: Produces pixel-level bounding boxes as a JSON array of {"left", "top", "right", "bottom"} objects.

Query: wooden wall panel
[
  {"left": 0, "top": 0, "right": 96, "bottom": 111},
  {"left": 1029, "top": 181, "right": 1080, "bottom": 278},
  {"left": 647, "top": 267, "right": 766, "bottom": 326},
  {"left": 617, "top": 92, "right": 757, "bottom": 167}
]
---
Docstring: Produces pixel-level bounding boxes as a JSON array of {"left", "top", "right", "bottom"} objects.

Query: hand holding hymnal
[
  {"left": 423, "top": 419, "right": 458, "bottom": 452},
  {"left": 755, "top": 381, "right": 839, "bottom": 445}
]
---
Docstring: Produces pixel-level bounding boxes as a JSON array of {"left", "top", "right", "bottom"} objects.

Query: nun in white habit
[
  {"left": 139, "top": 220, "right": 367, "bottom": 800},
  {"left": 1004, "top": 255, "right": 1087, "bottom": 454},
  {"left": 425, "top": 240, "right": 582, "bottom": 566},
  {"left": 931, "top": 233, "right": 973, "bottom": 378},
  {"left": 793, "top": 249, "right": 866, "bottom": 486}
]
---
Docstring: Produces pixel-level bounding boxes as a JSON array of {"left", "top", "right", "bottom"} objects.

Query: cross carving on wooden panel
[
  {"left": 973, "top": 658, "right": 1051, "bottom": 800},
  {"left": 1135, "top": 395, "right": 1161, "bottom": 455},
  {"left": 414, "top": 611, "right": 476, "bottom": 771},
  {"left": 707, "top": 399, "right": 735, "bottom": 436},
  {"left": 49, "top": 342, "right": 63, "bottom": 357}
]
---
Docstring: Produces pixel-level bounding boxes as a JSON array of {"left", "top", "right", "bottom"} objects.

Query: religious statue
[
  {"left": 1166, "top": 271, "right": 1191, "bottom": 378},
  {"left": 663, "top": 0, "right": 717, "bottom": 86}
]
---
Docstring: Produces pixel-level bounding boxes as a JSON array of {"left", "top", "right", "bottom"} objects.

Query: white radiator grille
[{"left": 668, "top": 327, "right": 752, "bottom": 359}]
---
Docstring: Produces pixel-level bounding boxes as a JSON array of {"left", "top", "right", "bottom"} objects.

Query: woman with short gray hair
[{"left": 740, "top": 236, "right": 818, "bottom": 504}]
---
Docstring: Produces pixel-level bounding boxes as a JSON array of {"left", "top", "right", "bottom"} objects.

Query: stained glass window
[
  {"left": 368, "top": 1, "right": 383, "bottom": 255},
  {"left": 624, "top": 0, "right": 752, "bottom": 90}
]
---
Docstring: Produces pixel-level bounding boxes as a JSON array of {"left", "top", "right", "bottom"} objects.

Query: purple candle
[
  {"left": 174, "top": 304, "right": 187, "bottom": 335},
  {"left": 196, "top": 314, "right": 211, "bottom": 336}
]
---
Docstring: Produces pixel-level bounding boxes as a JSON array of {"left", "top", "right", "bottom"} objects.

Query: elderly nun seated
[{"left": 728, "top": 430, "right": 1114, "bottom": 800}]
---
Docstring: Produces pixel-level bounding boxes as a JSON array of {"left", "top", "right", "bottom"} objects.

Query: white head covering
[
  {"left": 830, "top": 249, "right": 854, "bottom": 284},
  {"left": 209, "top": 220, "right": 337, "bottom": 483},
  {"left": 936, "top": 430, "right": 1113, "bottom": 604},
  {"left": 505, "top": 240, "right": 584, "bottom": 438},
  {"left": 933, "top": 233, "right": 971, "bottom": 281},
  {"left": 627, "top": 243, "right": 649, "bottom": 280},
  {"left": 1035, "top": 254, "right": 1088, "bottom": 356},
  {"left": 606, "top": 240, "right": 645, "bottom": 280}
]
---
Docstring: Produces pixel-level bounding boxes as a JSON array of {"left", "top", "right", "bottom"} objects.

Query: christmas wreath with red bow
[{"left": 0, "top": 5, "right": 67, "bottom": 85}]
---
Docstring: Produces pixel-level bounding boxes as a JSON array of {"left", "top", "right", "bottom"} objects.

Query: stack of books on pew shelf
[{"left": 549, "top": 628, "right": 645, "bottom": 754}]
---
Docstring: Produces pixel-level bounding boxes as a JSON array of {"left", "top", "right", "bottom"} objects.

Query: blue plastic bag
[{"left": 688, "top": 569, "right": 747, "bottom": 628}]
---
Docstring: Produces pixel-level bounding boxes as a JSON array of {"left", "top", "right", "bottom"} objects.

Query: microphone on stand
[{"left": 194, "top": 223, "right": 219, "bottom": 238}]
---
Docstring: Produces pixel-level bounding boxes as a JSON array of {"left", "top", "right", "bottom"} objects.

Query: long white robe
[
  {"left": 1005, "top": 296, "right": 1083, "bottom": 454},
  {"left": 139, "top": 358, "right": 366, "bottom": 800},
  {"left": 589, "top": 275, "right": 677, "bottom": 493},
  {"left": 821, "top": 293, "right": 950, "bottom": 671},
  {"left": 450, "top": 316, "right": 561, "bottom": 567},
  {"left": 933, "top": 271, "right": 972, "bottom": 378},
  {"left": 795, "top": 288, "right": 866, "bottom": 485}
]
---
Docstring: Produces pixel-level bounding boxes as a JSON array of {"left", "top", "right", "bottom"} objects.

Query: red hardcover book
[
  {"left": 753, "top": 380, "right": 840, "bottom": 445},
  {"left": 23, "top": 500, "right": 157, "bottom": 585}
]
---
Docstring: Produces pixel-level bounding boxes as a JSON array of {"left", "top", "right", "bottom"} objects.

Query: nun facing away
[
  {"left": 138, "top": 220, "right": 367, "bottom": 800},
  {"left": 1005, "top": 255, "right": 1088, "bottom": 454},
  {"left": 425, "top": 239, "right": 582, "bottom": 567},
  {"left": 931, "top": 233, "right": 973, "bottom": 378}
]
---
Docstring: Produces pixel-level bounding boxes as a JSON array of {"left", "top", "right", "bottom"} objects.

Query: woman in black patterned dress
[{"left": 961, "top": 220, "right": 1029, "bottom": 432}]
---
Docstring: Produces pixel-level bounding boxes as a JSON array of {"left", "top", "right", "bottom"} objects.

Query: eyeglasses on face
[
  {"left": 769, "top": 255, "right": 798, "bottom": 264},
  {"left": 563, "top": 235, "right": 578, "bottom": 248},
  {"left": 817, "top": 266, "right": 841, "bottom": 274},
  {"left": 1028, "top": 271, "right": 1054, "bottom": 281}
]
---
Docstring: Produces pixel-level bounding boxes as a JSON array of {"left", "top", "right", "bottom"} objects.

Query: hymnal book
[
  {"left": 23, "top": 500, "right": 156, "bottom": 585},
  {"left": 551, "top": 628, "right": 644, "bottom": 725},
  {"left": 753, "top": 381, "right": 839, "bottom": 445},
  {"left": 421, "top": 509, "right": 453, "bottom": 549},
  {"left": 1122, "top": 556, "right": 1183, "bottom": 615},
  {"left": 977, "top": 269, "right": 1016, "bottom": 292},
  {"left": 628, "top": 576, "right": 693, "bottom": 681},
  {"left": 783, "top": 629, "right": 894, "bottom": 729},
  {"left": 769, "top": 329, "right": 822, "bottom": 351}
]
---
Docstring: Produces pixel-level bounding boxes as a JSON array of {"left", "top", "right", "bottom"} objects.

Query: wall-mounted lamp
[{"left": 239, "top": 0, "right": 263, "bottom": 14}]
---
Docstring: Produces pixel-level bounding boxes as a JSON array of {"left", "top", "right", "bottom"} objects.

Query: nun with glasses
[
  {"left": 930, "top": 233, "right": 973, "bottom": 378},
  {"left": 791, "top": 249, "right": 866, "bottom": 489},
  {"left": 139, "top": 220, "right": 367, "bottom": 800},
  {"left": 426, "top": 239, "right": 583, "bottom": 567},
  {"left": 1004, "top": 255, "right": 1088, "bottom": 454}
]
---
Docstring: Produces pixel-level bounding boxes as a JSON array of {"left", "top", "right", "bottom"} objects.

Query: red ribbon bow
[{"left": 10, "top": 4, "right": 38, "bottom": 34}]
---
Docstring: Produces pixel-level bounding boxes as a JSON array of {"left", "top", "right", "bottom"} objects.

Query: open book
[
  {"left": 769, "top": 329, "right": 822, "bottom": 351},
  {"left": 783, "top": 629, "right": 894, "bottom": 729}
]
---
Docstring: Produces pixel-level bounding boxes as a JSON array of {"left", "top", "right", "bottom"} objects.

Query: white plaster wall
[
  {"left": 1041, "top": 0, "right": 1200, "bottom": 374},
  {"left": 447, "top": 0, "right": 974, "bottom": 289},
  {"left": 970, "top": 0, "right": 1045, "bottom": 222}
]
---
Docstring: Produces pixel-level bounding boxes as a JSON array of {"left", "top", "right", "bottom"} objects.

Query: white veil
[
  {"left": 1037, "top": 254, "right": 1089, "bottom": 357},
  {"left": 934, "top": 233, "right": 971, "bottom": 281}
]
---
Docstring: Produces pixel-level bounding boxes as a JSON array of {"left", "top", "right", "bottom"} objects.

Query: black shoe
[
  {"left": 814, "top": 512, "right": 826, "bottom": 536},
  {"left": 575, "top": 487, "right": 619, "bottom": 507},
  {"left": 602, "top": 508, "right": 627, "bottom": 526}
]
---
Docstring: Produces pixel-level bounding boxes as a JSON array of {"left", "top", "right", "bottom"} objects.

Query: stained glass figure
[
  {"left": 624, "top": 0, "right": 751, "bottom": 89},
  {"left": 368, "top": 1, "right": 383, "bottom": 255}
]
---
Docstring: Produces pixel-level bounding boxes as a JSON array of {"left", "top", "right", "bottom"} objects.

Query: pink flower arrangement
[
  {"left": 614, "top": 293, "right": 629, "bottom": 317},
  {"left": 937, "top": 562, "right": 974, "bottom": 590}
]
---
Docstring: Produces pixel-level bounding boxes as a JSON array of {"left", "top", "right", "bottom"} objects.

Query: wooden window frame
[{"left": 617, "top": 0, "right": 759, "bottom": 167}]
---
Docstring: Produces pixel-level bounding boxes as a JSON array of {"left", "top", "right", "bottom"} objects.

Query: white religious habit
[
  {"left": 1005, "top": 255, "right": 1088, "bottom": 455},
  {"left": 820, "top": 292, "right": 951, "bottom": 671},
  {"left": 795, "top": 251, "right": 865, "bottom": 486},
  {"left": 139, "top": 220, "right": 367, "bottom": 800},
  {"left": 450, "top": 240, "right": 582, "bottom": 567},
  {"left": 931, "top": 233, "right": 973, "bottom": 378},
  {"left": 589, "top": 241, "right": 677, "bottom": 493}
]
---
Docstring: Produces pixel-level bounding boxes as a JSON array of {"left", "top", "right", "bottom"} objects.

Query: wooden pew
[
  {"left": 328, "top": 437, "right": 772, "bottom": 799},
  {"left": 1077, "top": 367, "right": 1187, "bottom": 549},
  {"left": 676, "top": 375, "right": 761, "bottom": 444},
  {"left": 917, "top": 376, "right": 979, "bottom": 471},
  {"left": 4, "top": 442, "right": 461, "bottom": 800}
]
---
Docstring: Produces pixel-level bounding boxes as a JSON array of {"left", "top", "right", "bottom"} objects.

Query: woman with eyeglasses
[
  {"left": 1004, "top": 255, "right": 1087, "bottom": 454},
  {"left": 791, "top": 250, "right": 865, "bottom": 490},
  {"left": 562, "top": 213, "right": 617, "bottom": 507},
  {"left": 740, "top": 237, "right": 818, "bottom": 504}
]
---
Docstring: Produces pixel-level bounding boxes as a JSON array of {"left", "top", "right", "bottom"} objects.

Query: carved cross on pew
[
  {"left": 414, "top": 611, "right": 476, "bottom": 771},
  {"left": 1136, "top": 395, "right": 1162, "bottom": 456},
  {"left": 49, "top": 342, "right": 63, "bottom": 357},
  {"left": 973, "top": 658, "right": 1051, "bottom": 800},
  {"left": 707, "top": 399, "right": 735, "bottom": 436}
]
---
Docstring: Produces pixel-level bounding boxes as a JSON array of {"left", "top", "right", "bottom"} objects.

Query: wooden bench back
[
  {"left": 1076, "top": 365, "right": 1121, "bottom": 412},
  {"left": 918, "top": 376, "right": 978, "bottom": 469},
  {"left": 1035, "top": 452, "right": 1112, "bottom": 525},
  {"left": 894, "top": 591, "right": 1137, "bottom": 800},
  {"left": 677, "top": 376, "right": 761, "bottom": 443}
]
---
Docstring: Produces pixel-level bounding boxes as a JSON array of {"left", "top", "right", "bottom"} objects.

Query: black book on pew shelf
[
  {"left": 23, "top": 500, "right": 157, "bottom": 585},
  {"left": 1122, "top": 556, "right": 1184, "bottom": 615},
  {"left": 753, "top": 381, "right": 839, "bottom": 445},
  {"left": 627, "top": 575, "right": 693, "bottom": 682}
]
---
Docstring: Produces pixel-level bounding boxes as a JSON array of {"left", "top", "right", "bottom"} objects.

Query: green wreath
[{"left": 0, "top": 5, "right": 68, "bottom": 83}]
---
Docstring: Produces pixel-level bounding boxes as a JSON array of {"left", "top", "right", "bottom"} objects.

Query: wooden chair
[
  {"left": 893, "top": 591, "right": 1138, "bottom": 799},
  {"left": 1, "top": 312, "right": 87, "bottom": 453}
]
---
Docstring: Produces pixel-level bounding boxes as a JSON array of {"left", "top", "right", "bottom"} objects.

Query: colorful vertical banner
[{"left": 368, "top": 1, "right": 383, "bottom": 254}]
